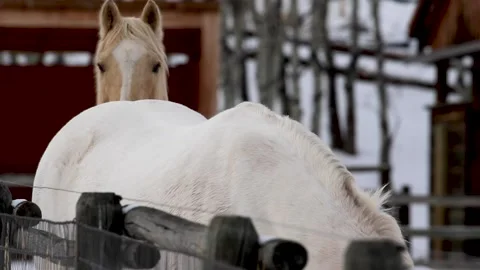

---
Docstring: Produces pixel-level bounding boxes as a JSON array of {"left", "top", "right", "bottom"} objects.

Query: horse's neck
[{"left": 229, "top": 103, "right": 351, "bottom": 192}]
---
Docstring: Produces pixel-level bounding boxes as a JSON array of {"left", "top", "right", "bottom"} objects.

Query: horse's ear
[
  {"left": 140, "top": 0, "right": 163, "bottom": 38},
  {"left": 99, "top": 0, "right": 122, "bottom": 38}
]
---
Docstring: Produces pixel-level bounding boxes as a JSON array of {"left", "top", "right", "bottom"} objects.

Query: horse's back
[{"left": 32, "top": 100, "right": 206, "bottom": 221}]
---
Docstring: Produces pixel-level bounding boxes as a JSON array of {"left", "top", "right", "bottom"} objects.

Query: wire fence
[{"left": 0, "top": 213, "right": 245, "bottom": 270}]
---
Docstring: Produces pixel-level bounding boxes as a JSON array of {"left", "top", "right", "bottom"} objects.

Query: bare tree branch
[{"left": 320, "top": 0, "right": 345, "bottom": 150}]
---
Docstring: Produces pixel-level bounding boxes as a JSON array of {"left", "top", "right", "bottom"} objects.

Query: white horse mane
[{"left": 233, "top": 102, "right": 391, "bottom": 210}]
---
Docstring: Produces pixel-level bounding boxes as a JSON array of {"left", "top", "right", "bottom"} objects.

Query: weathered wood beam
[
  {"left": 389, "top": 195, "right": 480, "bottom": 207},
  {"left": 0, "top": 0, "right": 219, "bottom": 12},
  {"left": 226, "top": 30, "right": 412, "bottom": 61},
  {"left": 400, "top": 226, "right": 480, "bottom": 239},
  {"left": 123, "top": 205, "right": 206, "bottom": 257},
  {"left": 405, "top": 40, "right": 480, "bottom": 63},
  {"left": 222, "top": 34, "right": 434, "bottom": 91},
  {"left": 76, "top": 193, "right": 161, "bottom": 270},
  {"left": 226, "top": 30, "right": 477, "bottom": 69},
  {"left": 240, "top": 49, "right": 435, "bottom": 90},
  {"left": 347, "top": 165, "right": 390, "bottom": 172},
  {"left": 123, "top": 205, "right": 308, "bottom": 270},
  {"left": 0, "top": 10, "right": 205, "bottom": 29}
]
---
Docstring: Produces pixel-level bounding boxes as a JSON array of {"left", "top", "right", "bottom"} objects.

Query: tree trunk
[
  {"left": 372, "top": 0, "right": 392, "bottom": 188},
  {"left": 280, "top": 58, "right": 290, "bottom": 115},
  {"left": 288, "top": 0, "right": 302, "bottom": 121},
  {"left": 241, "top": 60, "right": 249, "bottom": 101},
  {"left": 257, "top": 0, "right": 284, "bottom": 109},
  {"left": 220, "top": 2, "right": 234, "bottom": 110},
  {"left": 343, "top": 0, "right": 359, "bottom": 155},
  {"left": 310, "top": 0, "right": 324, "bottom": 135},
  {"left": 321, "top": 0, "right": 345, "bottom": 150},
  {"left": 231, "top": 0, "right": 246, "bottom": 108}
]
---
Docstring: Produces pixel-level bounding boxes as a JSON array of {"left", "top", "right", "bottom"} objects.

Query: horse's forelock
[{"left": 96, "top": 18, "right": 168, "bottom": 73}]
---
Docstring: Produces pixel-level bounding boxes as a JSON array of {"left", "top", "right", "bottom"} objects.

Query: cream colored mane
[{"left": 94, "top": 0, "right": 169, "bottom": 104}]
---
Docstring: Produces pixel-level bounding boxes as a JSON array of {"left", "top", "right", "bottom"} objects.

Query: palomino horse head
[{"left": 94, "top": 0, "right": 168, "bottom": 104}]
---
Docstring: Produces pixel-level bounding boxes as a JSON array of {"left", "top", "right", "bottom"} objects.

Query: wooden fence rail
[
  {"left": 390, "top": 194, "right": 480, "bottom": 207},
  {"left": 400, "top": 226, "right": 480, "bottom": 239},
  {"left": 388, "top": 184, "right": 480, "bottom": 253}
]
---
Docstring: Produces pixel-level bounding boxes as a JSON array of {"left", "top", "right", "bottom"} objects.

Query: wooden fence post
[
  {"left": 344, "top": 239, "right": 406, "bottom": 270},
  {"left": 123, "top": 205, "right": 308, "bottom": 269},
  {"left": 398, "top": 185, "right": 410, "bottom": 251},
  {"left": 205, "top": 215, "right": 259, "bottom": 270},
  {"left": 10, "top": 199, "right": 42, "bottom": 228},
  {"left": 258, "top": 238, "right": 308, "bottom": 270},
  {"left": 75, "top": 192, "right": 124, "bottom": 270}
]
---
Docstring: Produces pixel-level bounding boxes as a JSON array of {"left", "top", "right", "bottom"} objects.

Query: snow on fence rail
[{"left": 0, "top": 182, "right": 410, "bottom": 270}]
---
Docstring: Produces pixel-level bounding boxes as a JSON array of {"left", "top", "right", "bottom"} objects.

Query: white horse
[{"left": 32, "top": 100, "right": 413, "bottom": 270}]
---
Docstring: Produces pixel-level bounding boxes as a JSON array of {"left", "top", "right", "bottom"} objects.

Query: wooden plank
[
  {"left": 0, "top": 0, "right": 219, "bottom": 12},
  {"left": 405, "top": 40, "right": 480, "bottom": 63},
  {"left": 430, "top": 122, "right": 448, "bottom": 256},
  {"left": 389, "top": 195, "right": 480, "bottom": 207},
  {"left": 0, "top": 9, "right": 205, "bottom": 29},
  {"left": 347, "top": 165, "right": 389, "bottom": 172},
  {"left": 123, "top": 205, "right": 308, "bottom": 269},
  {"left": 401, "top": 226, "right": 480, "bottom": 239}
]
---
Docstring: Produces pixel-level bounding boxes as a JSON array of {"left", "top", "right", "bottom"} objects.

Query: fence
[
  {"left": 388, "top": 185, "right": 480, "bottom": 268},
  {"left": 0, "top": 182, "right": 414, "bottom": 270}
]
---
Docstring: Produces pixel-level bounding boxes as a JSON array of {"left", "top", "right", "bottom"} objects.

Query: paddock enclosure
[{"left": 0, "top": 0, "right": 220, "bottom": 200}]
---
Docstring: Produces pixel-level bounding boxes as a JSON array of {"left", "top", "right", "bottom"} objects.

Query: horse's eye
[
  {"left": 97, "top": 63, "right": 105, "bottom": 73},
  {"left": 152, "top": 63, "right": 161, "bottom": 73}
]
